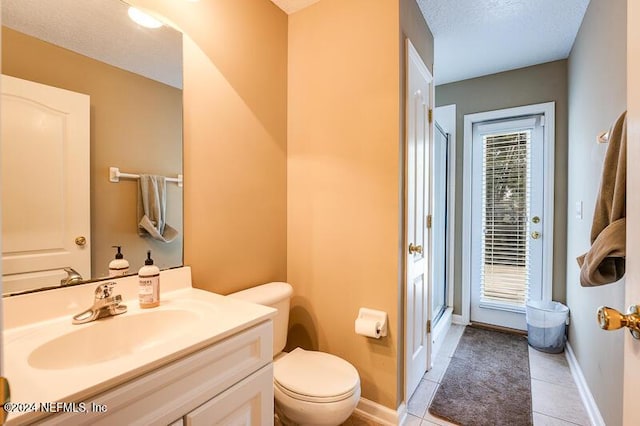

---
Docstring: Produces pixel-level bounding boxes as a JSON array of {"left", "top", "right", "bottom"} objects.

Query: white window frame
[{"left": 461, "top": 102, "right": 555, "bottom": 326}]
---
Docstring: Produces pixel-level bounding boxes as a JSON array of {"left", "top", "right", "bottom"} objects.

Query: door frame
[
  {"left": 461, "top": 102, "right": 555, "bottom": 326},
  {"left": 624, "top": 0, "right": 640, "bottom": 422}
]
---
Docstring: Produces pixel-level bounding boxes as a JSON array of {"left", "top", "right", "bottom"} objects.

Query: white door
[
  {"left": 1, "top": 75, "right": 90, "bottom": 293},
  {"left": 624, "top": 1, "right": 640, "bottom": 421},
  {"left": 405, "top": 39, "right": 432, "bottom": 399},
  {"left": 470, "top": 115, "right": 545, "bottom": 330}
]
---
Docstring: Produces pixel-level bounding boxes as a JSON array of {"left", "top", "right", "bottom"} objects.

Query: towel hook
[{"left": 597, "top": 131, "right": 610, "bottom": 144}]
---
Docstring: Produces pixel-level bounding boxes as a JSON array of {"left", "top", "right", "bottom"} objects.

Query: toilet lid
[{"left": 274, "top": 348, "right": 360, "bottom": 402}]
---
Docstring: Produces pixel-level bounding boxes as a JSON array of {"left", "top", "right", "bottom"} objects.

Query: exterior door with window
[{"left": 470, "top": 115, "right": 545, "bottom": 330}]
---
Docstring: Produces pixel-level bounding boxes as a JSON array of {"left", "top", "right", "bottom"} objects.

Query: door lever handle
[{"left": 597, "top": 305, "right": 640, "bottom": 339}]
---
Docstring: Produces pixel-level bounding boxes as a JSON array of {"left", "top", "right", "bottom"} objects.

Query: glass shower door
[{"left": 432, "top": 123, "right": 449, "bottom": 324}]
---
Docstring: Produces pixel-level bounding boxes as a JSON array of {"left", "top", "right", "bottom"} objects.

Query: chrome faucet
[
  {"left": 72, "top": 282, "right": 127, "bottom": 324},
  {"left": 61, "top": 267, "right": 84, "bottom": 286}
]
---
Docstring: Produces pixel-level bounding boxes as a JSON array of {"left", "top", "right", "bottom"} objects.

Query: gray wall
[
  {"left": 566, "top": 0, "right": 627, "bottom": 424},
  {"left": 435, "top": 60, "right": 569, "bottom": 314}
]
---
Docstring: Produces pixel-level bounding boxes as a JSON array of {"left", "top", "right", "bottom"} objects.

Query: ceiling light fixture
[{"left": 128, "top": 7, "right": 163, "bottom": 29}]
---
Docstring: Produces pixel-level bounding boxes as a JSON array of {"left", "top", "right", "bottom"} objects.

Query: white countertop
[{"left": 3, "top": 267, "right": 275, "bottom": 425}]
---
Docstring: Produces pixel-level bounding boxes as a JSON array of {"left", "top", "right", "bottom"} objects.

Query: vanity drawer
[
  {"left": 185, "top": 363, "right": 273, "bottom": 426},
  {"left": 36, "top": 320, "right": 273, "bottom": 426}
]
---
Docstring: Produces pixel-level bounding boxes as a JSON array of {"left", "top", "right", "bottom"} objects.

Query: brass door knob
[
  {"left": 409, "top": 243, "right": 423, "bottom": 255},
  {"left": 531, "top": 231, "right": 541, "bottom": 240},
  {"left": 75, "top": 236, "right": 87, "bottom": 246},
  {"left": 597, "top": 305, "right": 640, "bottom": 339},
  {"left": 0, "top": 376, "right": 10, "bottom": 424}
]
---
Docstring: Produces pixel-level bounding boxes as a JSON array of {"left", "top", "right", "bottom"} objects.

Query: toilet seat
[
  {"left": 274, "top": 348, "right": 360, "bottom": 403},
  {"left": 274, "top": 380, "right": 357, "bottom": 403}
]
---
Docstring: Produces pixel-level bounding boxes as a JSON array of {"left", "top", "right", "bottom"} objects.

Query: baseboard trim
[
  {"left": 397, "top": 402, "right": 407, "bottom": 426},
  {"left": 565, "top": 342, "right": 605, "bottom": 426},
  {"left": 452, "top": 314, "right": 468, "bottom": 325},
  {"left": 354, "top": 398, "right": 405, "bottom": 425}
]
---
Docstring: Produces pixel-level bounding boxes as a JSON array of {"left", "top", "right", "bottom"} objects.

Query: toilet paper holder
[{"left": 355, "top": 307, "right": 388, "bottom": 338}]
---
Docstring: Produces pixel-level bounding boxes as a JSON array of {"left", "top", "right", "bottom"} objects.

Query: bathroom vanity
[{"left": 3, "top": 267, "right": 276, "bottom": 425}]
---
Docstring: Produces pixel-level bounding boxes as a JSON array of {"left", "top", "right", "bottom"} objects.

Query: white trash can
[{"left": 526, "top": 300, "right": 569, "bottom": 353}]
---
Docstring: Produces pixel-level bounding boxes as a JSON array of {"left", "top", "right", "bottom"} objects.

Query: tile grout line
[
  {"left": 421, "top": 327, "right": 461, "bottom": 424},
  {"left": 533, "top": 410, "right": 585, "bottom": 426},
  {"left": 529, "top": 348, "right": 591, "bottom": 425},
  {"left": 530, "top": 375, "right": 581, "bottom": 389},
  {"left": 413, "top": 326, "right": 468, "bottom": 425},
  {"left": 529, "top": 372, "right": 591, "bottom": 424}
]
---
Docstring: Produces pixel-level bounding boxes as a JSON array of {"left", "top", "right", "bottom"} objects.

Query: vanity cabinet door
[{"left": 185, "top": 363, "right": 273, "bottom": 426}]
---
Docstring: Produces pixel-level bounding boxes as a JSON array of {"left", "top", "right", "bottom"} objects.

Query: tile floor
[{"left": 406, "top": 324, "right": 591, "bottom": 426}]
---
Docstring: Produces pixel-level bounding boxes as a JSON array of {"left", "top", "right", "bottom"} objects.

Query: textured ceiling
[
  {"left": 2, "top": 0, "right": 183, "bottom": 89},
  {"left": 9, "top": 0, "right": 587, "bottom": 88},
  {"left": 270, "top": 0, "right": 589, "bottom": 84},
  {"left": 270, "top": 0, "right": 321, "bottom": 14},
  {"left": 417, "top": 0, "right": 590, "bottom": 84}
]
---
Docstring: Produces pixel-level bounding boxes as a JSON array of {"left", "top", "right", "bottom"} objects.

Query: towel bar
[{"left": 109, "top": 167, "right": 183, "bottom": 187}]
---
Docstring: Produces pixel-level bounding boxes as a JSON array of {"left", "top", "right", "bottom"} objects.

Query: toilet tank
[{"left": 228, "top": 282, "right": 293, "bottom": 356}]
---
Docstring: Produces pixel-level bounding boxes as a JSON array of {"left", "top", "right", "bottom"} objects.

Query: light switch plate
[{"left": 576, "top": 201, "right": 583, "bottom": 219}]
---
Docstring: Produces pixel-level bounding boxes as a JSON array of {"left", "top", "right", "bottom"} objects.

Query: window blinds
[{"left": 480, "top": 130, "right": 531, "bottom": 306}]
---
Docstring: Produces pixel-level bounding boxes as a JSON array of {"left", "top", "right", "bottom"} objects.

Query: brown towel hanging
[{"left": 577, "top": 111, "right": 627, "bottom": 286}]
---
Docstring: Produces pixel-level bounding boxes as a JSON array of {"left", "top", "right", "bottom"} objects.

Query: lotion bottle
[
  {"left": 138, "top": 250, "right": 160, "bottom": 308},
  {"left": 108, "top": 246, "right": 129, "bottom": 277}
]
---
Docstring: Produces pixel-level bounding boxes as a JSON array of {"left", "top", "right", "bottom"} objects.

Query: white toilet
[{"left": 229, "top": 282, "right": 361, "bottom": 426}]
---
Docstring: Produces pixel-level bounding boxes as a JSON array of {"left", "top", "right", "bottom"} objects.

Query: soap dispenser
[
  {"left": 138, "top": 250, "right": 160, "bottom": 308},
  {"left": 108, "top": 246, "right": 129, "bottom": 277}
]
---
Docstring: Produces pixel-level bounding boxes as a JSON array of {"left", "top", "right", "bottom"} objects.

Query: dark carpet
[{"left": 428, "top": 327, "right": 532, "bottom": 426}]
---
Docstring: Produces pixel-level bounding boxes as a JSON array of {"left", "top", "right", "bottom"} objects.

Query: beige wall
[
  {"left": 287, "top": 0, "right": 431, "bottom": 410},
  {"left": 132, "top": 0, "right": 432, "bottom": 409},
  {"left": 2, "top": 26, "right": 183, "bottom": 278},
  {"left": 287, "top": 0, "right": 401, "bottom": 409},
  {"left": 566, "top": 0, "right": 627, "bottom": 424},
  {"left": 435, "top": 60, "right": 569, "bottom": 313},
  {"left": 129, "top": 0, "right": 288, "bottom": 295}
]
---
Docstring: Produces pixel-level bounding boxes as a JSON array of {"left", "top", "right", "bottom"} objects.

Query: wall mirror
[{"left": 1, "top": 0, "right": 184, "bottom": 296}]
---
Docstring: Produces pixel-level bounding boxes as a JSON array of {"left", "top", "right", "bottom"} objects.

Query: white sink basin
[
  {"left": 28, "top": 309, "right": 200, "bottom": 370},
  {"left": 3, "top": 269, "right": 276, "bottom": 426}
]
